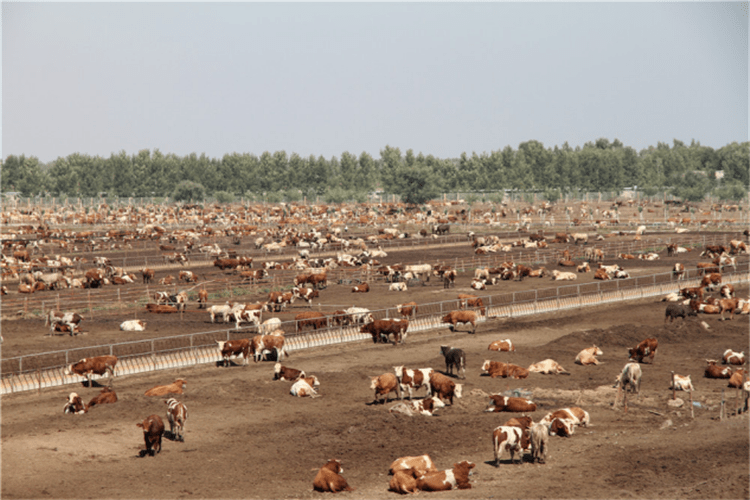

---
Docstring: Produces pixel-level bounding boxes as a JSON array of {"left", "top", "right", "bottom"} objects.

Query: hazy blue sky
[{"left": 2, "top": 2, "right": 748, "bottom": 163}]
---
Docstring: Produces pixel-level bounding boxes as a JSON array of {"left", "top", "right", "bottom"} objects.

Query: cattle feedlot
[{"left": 1, "top": 198, "right": 749, "bottom": 499}]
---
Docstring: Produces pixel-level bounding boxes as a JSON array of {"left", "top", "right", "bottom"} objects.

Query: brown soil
[{"left": 2, "top": 231, "right": 749, "bottom": 499}]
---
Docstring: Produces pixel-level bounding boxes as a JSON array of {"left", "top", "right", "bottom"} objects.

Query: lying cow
[
  {"left": 416, "top": 461, "right": 475, "bottom": 491},
  {"left": 575, "top": 345, "right": 603, "bottom": 365},
  {"left": 145, "top": 379, "right": 186, "bottom": 397},
  {"left": 705, "top": 360, "right": 732, "bottom": 379},
  {"left": 527, "top": 359, "right": 570, "bottom": 375},
  {"left": 388, "top": 396, "right": 446, "bottom": 417},
  {"left": 86, "top": 387, "right": 118, "bottom": 411},
  {"left": 120, "top": 319, "right": 146, "bottom": 331},
  {"left": 485, "top": 395, "right": 537, "bottom": 413},
  {"left": 291, "top": 376, "right": 320, "bottom": 398},
  {"left": 488, "top": 339, "right": 515, "bottom": 352},
  {"left": 274, "top": 363, "right": 305, "bottom": 382},
  {"left": 312, "top": 459, "right": 353, "bottom": 493},
  {"left": 723, "top": 349, "right": 745, "bottom": 365},
  {"left": 389, "top": 455, "right": 438, "bottom": 476},
  {"left": 482, "top": 360, "right": 529, "bottom": 379},
  {"left": 63, "top": 392, "right": 87, "bottom": 414},
  {"left": 670, "top": 374, "right": 694, "bottom": 392}
]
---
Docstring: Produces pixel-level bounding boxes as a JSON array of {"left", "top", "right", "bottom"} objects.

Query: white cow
[
  {"left": 120, "top": 319, "right": 146, "bottom": 331},
  {"left": 389, "top": 282, "right": 408, "bottom": 292},
  {"left": 551, "top": 270, "right": 577, "bottom": 281}
]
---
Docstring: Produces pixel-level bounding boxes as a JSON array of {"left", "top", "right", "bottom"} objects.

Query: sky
[{"left": 2, "top": 2, "right": 748, "bottom": 164}]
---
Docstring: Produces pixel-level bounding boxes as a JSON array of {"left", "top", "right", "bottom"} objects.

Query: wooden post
[
  {"left": 671, "top": 371, "right": 676, "bottom": 400},
  {"left": 720, "top": 389, "right": 725, "bottom": 420},
  {"left": 689, "top": 389, "right": 694, "bottom": 419}
]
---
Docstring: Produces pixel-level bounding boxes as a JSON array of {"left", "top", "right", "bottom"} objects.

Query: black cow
[
  {"left": 664, "top": 303, "right": 697, "bottom": 324},
  {"left": 440, "top": 345, "right": 466, "bottom": 379}
]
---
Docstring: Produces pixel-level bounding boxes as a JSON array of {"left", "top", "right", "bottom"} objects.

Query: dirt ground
[
  {"left": 2, "top": 226, "right": 749, "bottom": 499},
  {"left": 2, "top": 290, "right": 749, "bottom": 499}
]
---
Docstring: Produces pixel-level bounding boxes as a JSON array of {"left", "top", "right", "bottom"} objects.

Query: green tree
[
  {"left": 173, "top": 180, "right": 206, "bottom": 202},
  {"left": 392, "top": 163, "right": 440, "bottom": 205}
]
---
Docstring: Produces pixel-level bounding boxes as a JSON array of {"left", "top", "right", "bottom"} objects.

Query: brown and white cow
[
  {"left": 672, "top": 263, "right": 685, "bottom": 281},
  {"left": 539, "top": 407, "right": 590, "bottom": 430},
  {"left": 274, "top": 362, "right": 305, "bottom": 382},
  {"left": 723, "top": 349, "right": 745, "bottom": 365},
  {"left": 64, "top": 355, "right": 117, "bottom": 387},
  {"left": 165, "top": 398, "right": 188, "bottom": 442},
  {"left": 389, "top": 468, "right": 420, "bottom": 494},
  {"left": 312, "top": 459, "right": 353, "bottom": 493},
  {"left": 389, "top": 455, "right": 438, "bottom": 476},
  {"left": 705, "top": 360, "right": 733, "bottom": 379},
  {"left": 63, "top": 392, "right": 87, "bottom": 414},
  {"left": 457, "top": 294, "right": 486, "bottom": 315},
  {"left": 628, "top": 338, "right": 658, "bottom": 364},
  {"left": 488, "top": 339, "right": 515, "bottom": 352},
  {"left": 216, "top": 339, "right": 251, "bottom": 366},
  {"left": 393, "top": 366, "right": 433, "bottom": 400},
  {"left": 145, "top": 379, "right": 187, "bottom": 397},
  {"left": 292, "top": 287, "right": 318, "bottom": 307},
  {"left": 416, "top": 461, "right": 475, "bottom": 491},
  {"left": 352, "top": 283, "right": 370, "bottom": 293},
  {"left": 250, "top": 334, "right": 288, "bottom": 362},
  {"left": 137, "top": 414, "right": 165, "bottom": 457},
  {"left": 670, "top": 374, "right": 694, "bottom": 392},
  {"left": 290, "top": 376, "right": 320, "bottom": 398},
  {"left": 485, "top": 395, "right": 537, "bottom": 413},
  {"left": 371, "top": 372, "right": 400, "bottom": 404},
  {"left": 396, "top": 302, "right": 419, "bottom": 319},
  {"left": 46, "top": 310, "right": 84, "bottom": 335},
  {"left": 388, "top": 396, "right": 446, "bottom": 417},
  {"left": 728, "top": 369, "right": 747, "bottom": 389},
  {"left": 482, "top": 360, "right": 529, "bottom": 379},
  {"left": 492, "top": 425, "right": 528, "bottom": 465}
]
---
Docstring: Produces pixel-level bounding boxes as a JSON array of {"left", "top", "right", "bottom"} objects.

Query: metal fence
[{"left": 2, "top": 263, "right": 747, "bottom": 395}]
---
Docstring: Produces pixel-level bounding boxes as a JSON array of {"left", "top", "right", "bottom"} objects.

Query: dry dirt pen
[{"left": 3, "top": 262, "right": 747, "bottom": 395}]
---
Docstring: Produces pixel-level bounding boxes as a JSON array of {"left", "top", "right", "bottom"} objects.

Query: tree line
[{"left": 2, "top": 138, "right": 748, "bottom": 204}]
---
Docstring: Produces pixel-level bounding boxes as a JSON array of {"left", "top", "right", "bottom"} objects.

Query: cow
[
  {"left": 670, "top": 374, "right": 694, "bottom": 392},
  {"left": 700, "top": 273, "right": 722, "bottom": 291},
  {"left": 216, "top": 339, "right": 251, "bottom": 366},
  {"left": 352, "top": 283, "right": 369, "bottom": 293},
  {"left": 197, "top": 289, "right": 208, "bottom": 309},
  {"left": 458, "top": 294, "right": 486, "bottom": 315},
  {"left": 527, "top": 359, "right": 570, "bottom": 375},
  {"left": 145, "top": 379, "right": 187, "bottom": 397},
  {"left": 389, "top": 282, "right": 408, "bottom": 292},
  {"left": 141, "top": 268, "right": 155, "bottom": 284},
  {"left": 696, "top": 262, "right": 720, "bottom": 275},
  {"left": 705, "top": 360, "right": 732, "bottom": 379},
  {"left": 178, "top": 270, "right": 197, "bottom": 283},
  {"left": 46, "top": 310, "right": 84, "bottom": 335},
  {"left": 312, "top": 459, "right": 353, "bottom": 493},
  {"left": 575, "top": 346, "right": 603, "bottom": 365},
  {"left": 728, "top": 369, "right": 747, "bottom": 389},
  {"left": 484, "top": 395, "right": 537, "bottom": 414},
  {"left": 577, "top": 262, "right": 590, "bottom": 273},
  {"left": 370, "top": 372, "right": 400, "bottom": 404},
  {"left": 432, "top": 224, "right": 450, "bottom": 235},
  {"left": 416, "top": 461, "right": 475, "bottom": 491},
  {"left": 665, "top": 303, "right": 697, "bottom": 324},
  {"left": 442, "top": 310, "right": 478, "bottom": 333},
  {"left": 614, "top": 363, "right": 642, "bottom": 395},
  {"left": 718, "top": 298, "right": 741, "bottom": 321},
  {"left": 64, "top": 355, "right": 117, "bottom": 387},
  {"left": 295, "top": 311, "right": 329, "bottom": 332},
  {"left": 594, "top": 268, "right": 611, "bottom": 280},
  {"left": 63, "top": 392, "right": 87, "bottom": 414},
  {"left": 429, "top": 371, "right": 462, "bottom": 405},
  {"left": 137, "top": 415, "right": 164, "bottom": 457},
  {"left": 250, "top": 334, "right": 288, "bottom": 362},
  {"left": 396, "top": 302, "right": 419, "bottom": 319},
  {"left": 440, "top": 345, "right": 466, "bottom": 379},
  {"left": 389, "top": 468, "right": 420, "bottom": 494},
  {"left": 85, "top": 386, "right": 117, "bottom": 411},
  {"left": 274, "top": 363, "right": 306, "bottom": 382},
  {"left": 361, "top": 319, "right": 409, "bottom": 345},
  {"left": 146, "top": 303, "right": 179, "bottom": 314},
  {"left": 209, "top": 304, "right": 232, "bottom": 323},
  {"left": 571, "top": 233, "right": 588, "bottom": 245},
  {"left": 628, "top": 338, "right": 658, "bottom": 364},
  {"left": 165, "top": 398, "right": 188, "bottom": 442},
  {"left": 530, "top": 422, "right": 549, "bottom": 464},
  {"left": 482, "top": 360, "right": 529, "bottom": 379},
  {"left": 389, "top": 455, "right": 438, "bottom": 476},
  {"left": 442, "top": 269, "right": 457, "bottom": 288},
  {"left": 715, "top": 254, "right": 737, "bottom": 272},
  {"left": 393, "top": 366, "right": 434, "bottom": 400},
  {"left": 729, "top": 240, "right": 748, "bottom": 255},
  {"left": 344, "top": 306, "right": 373, "bottom": 325},
  {"left": 292, "top": 287, "right": 318, "bottom": 307},
  {"left": 551, "top": 270, "right": 577, "bottom": 281},
  {"left": 720, "top": 284, "right": 735, "bottom": 299},
  {"left": 672, "top": 263, "right": 685, "bottom": 280},
  {"left": 723, "top": 349, "right": 745, "bottom": 365},
  {"left": 290, "top": 376, "right": 320, "bottom": 398},
  {"left": 388, "top": 395, "right": 446, "bottom": 417},
  {"left": 488, "top": 339, "right": 515, "bottom": 352},
  {"left": 492, "top": 425, "right": 528, "bottom": 465},
  {"left": 539, "top": 407, "right": 590, "bottom": 430},
  {"left": 213, "top": 258, "right": 240, "bottom": 271},
  {"left": 120, "top": 319, "right": 146, "bottom": 332},
  {"left": 259, "top": 317, "right": 282, "bottom": 335}
]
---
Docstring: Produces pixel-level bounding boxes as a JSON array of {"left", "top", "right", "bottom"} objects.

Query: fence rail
[{"left": 3, "top": 263, "right": 747, "bottom": 395}]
